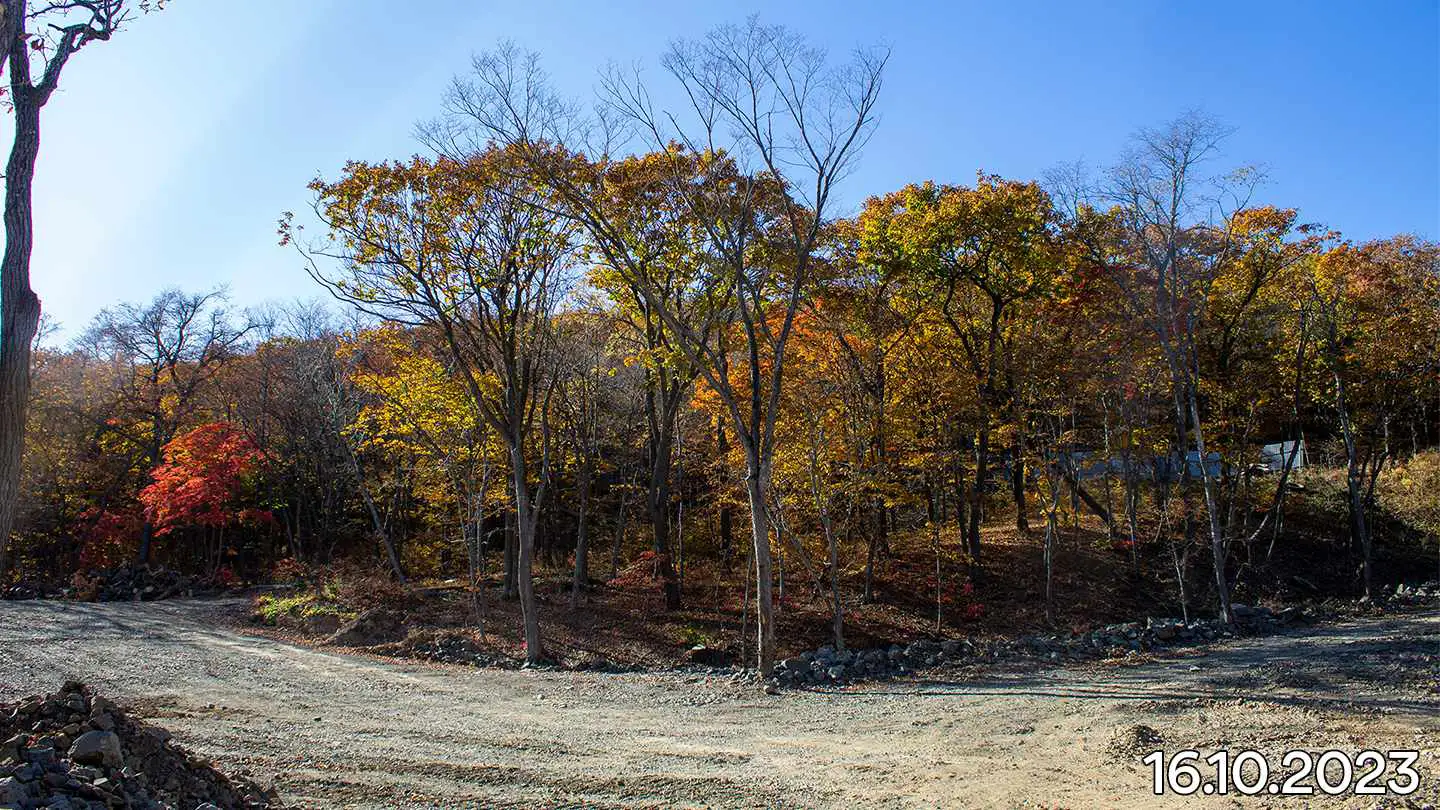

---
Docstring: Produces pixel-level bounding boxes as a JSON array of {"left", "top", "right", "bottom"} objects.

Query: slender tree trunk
[
  {"left": 716, "top": 418, "right": 733, "bottom": 566},
  {"left": 342, "top": 440, "right": 405, "bottom": 583},
  {"left": 742, "top": 458, "right": 775, "bottom": 673},
  {"left": 570, "top": 459, "right": 591, "bottom": 608},
  {"left": 1335, "top": 373, "right": 1373, "bottom": 599},
  {"left": 646, "top": 404, "right": 682, "bottom": 609},
  {"left": 1011, "top": 440, "right": 1028, "bottom": 533},
  {"left": 968, "top": 425, "right": 988, "bottom": 561},
  {"left": 1042, "top": 463, "right": 1062, "bottom": 625},
  {"left": 807, "top": 432, "right": 843, "bottom": 650},
  {"left": 510, "top": 443, "right": 542, "bottom": 664},
  {"left": 502, "top": 504, "right": 517, "bottom": 598},
  {"left": 1187, "top": 385, "right": 1232, "bottom": 625},
  {"left": 862, "top": 527, "right": 878, "bottom": 603},
  {"left": 609, "top": 483, "right": 629, "bottom": 580}
]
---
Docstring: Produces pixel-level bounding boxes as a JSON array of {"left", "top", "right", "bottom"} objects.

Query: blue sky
[{"left": 19, "top": 0, "right": 1439, "bottom": 338}]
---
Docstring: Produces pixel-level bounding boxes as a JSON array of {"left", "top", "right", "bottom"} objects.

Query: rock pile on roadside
[
  {"left": 767, "top": 603, "right": 1313, "bottom": 689},
  {"left": 1387, "top": 579, "right": 1440, "bottom": 606},
  {"left": 364, "top": 628, "right": 518, "bottom": 669},
  {"left": 91, "top": 566, "right": 204, "bottom": 602},
  {"left": 0, "top": 582, "right": 61, "bottom": 601},
  {"left": 2, "top": 567, "right": 213, "bottom": 603},
  {"left": 0, "top": 682, "right": 278, "bottom": 810}
]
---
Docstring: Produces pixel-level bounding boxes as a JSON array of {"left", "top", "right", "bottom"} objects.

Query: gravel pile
[
  {"left": 0, "top": 682, "right": 278, "bottom": 810},
  {"left": 767, "top": 602, "right": 1316, "bottom": 689}
]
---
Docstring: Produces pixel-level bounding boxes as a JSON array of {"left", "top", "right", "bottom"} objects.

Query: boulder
[
  {"left": 684, "top": 645, "right": 732, "bottom": 667},
  {"left": 67, "top": 730, "right": 122, "bottom": 769},
  {"left": 0, "top": 776, "right": 26, "bottom": 806}
]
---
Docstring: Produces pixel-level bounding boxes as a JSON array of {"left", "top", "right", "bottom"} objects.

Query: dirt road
[{"left": 1, "top": 599, "right": 1436, "bottom": 809}]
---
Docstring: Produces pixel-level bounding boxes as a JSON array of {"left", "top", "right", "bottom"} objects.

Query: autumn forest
[{"left": 4, "top": 21, "right": 1439, "bottom": 676}]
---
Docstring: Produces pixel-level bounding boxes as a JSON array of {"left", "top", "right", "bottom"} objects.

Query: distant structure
[{"left": 1258, "top": 439, "right": 1307, "bottom": 473}]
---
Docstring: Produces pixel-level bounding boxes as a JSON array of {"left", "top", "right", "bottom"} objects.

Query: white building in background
[{"left": 1259, "top": 439, "right": 1307, "bottom": 473}]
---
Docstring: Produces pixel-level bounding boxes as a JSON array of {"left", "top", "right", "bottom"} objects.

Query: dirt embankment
[{"left": 1, "top": 598, "right": 1436, "bottom": 809}]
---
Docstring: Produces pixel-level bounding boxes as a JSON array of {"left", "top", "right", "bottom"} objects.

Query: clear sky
[{"left": 16, "top": 0, "right": 1439, "bottom": 338}]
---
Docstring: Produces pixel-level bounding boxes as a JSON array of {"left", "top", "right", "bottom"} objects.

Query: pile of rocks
[
  {"left": 91, "top": 566, "right": 206, "bottom": 603},
  {"left": 0, "top": 682, "right": 278, "bottom": 810},
  {"left": 1, "top": 567, "right": 211, "bottom": 603},
  {"left": 364, "top": 628, "right": 518, "bottom": 669},
  {"left": 1387, "top": 579, "right": 1440, "bottom": 606},
  {"left": 767, "top": 603, "right": 1311, "bottom": 689},
  {"left": 0, "top": 582, "right": 61, "bottom": 601}
]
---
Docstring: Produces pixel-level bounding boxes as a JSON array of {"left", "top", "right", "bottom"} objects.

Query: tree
[
  {"left": 0, "top": 0, "right": 159, "bottom": 582},
  {"left": 290, "top": 148, "right": 577, "bottom": 664},
  {"left": 1078, "top": 113, "right": 1258, "bottom": 624},
  {"left": 79, "top": 288, "right": 251, "bottom": 564},
  {"left": 438, "top": 20, "right": 886, "bottom": 673},
  {"left": 821, "top": 215, "right": 918, "bottom": 600},
  {"left": 138, "top": 421, "right": 268, "bottom": 573},
  {"left": 1307, "top": 237, "right": 1440, "bottom": 598},
  {"left": 577, "top": 151, "right": 715, "bottom": 610},
  {"left": 852, "top": 176, "right": 1063, "bottom": 561}
]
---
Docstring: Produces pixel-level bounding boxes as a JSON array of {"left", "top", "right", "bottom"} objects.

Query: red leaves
[
  {"left": 77, "top": 506, "right": 141, "bottom": 569},
  {"left": 138, "top": 422, "right": 267, "bottom": 537}
]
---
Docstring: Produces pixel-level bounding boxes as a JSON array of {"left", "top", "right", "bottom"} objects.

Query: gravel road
[{"left": 1, "top": 599, "right": 1436, "bottom": 809}]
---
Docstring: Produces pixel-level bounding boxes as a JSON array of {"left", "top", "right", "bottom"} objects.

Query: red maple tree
[{"left": 139, "top": 422, "right": 270, "bottom": 536}]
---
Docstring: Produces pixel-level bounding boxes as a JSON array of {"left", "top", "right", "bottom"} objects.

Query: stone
[
  {"left": 0, "top": 776, "right": 25, "bottom": 806},
  {"left": 67, "top": 731, "right": 122, "bottom": 769},
  {"left": 684, "top": 645, "right": 731, "bottom": 667}
]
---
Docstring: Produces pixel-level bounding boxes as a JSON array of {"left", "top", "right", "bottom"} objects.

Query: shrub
[{"left": 1380, "top": 451, "right": 1440, "bottom": 542}]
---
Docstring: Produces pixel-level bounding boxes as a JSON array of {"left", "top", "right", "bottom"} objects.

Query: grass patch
[{"left": 254, "top": 591, "right": 352, "bottom": 625}]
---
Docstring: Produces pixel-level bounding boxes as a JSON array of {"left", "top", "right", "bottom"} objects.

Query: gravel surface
[{"left": 1, "top": 599, "right": 1436, "bottom": 808}]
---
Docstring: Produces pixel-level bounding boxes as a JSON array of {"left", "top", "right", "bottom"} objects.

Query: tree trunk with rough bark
[{"left": 0, "top": 66, "right": 42, "bottom": 585}]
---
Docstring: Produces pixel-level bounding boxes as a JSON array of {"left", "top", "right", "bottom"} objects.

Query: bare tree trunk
[
  {"left": 510, "top": 444, "right": 542, "bottom": 664},
  {"left": 645, "top": 394, "right": 682, "bottom": 609},
  {"left": 968, "top": 425, "right": 988, "bottom": 561},
  {"left": 1042, "top": 463, "right": 1063, "bottom": 625},
  {"left": 807, "top": 432, "right": 843, "bottom": 650},
  {"left": 609, "top": 483, "right": 629, "bottom": 580},
  {"left": 1335, "top": 373, "right": 1373, "bottom": 599},
  {"left": 862, "top": 526, "right": 879, "bottom": 603},
  {"left": 502, "top": 504, "right": 517, "bottom": 598},
  {"left": 570, "top": 459, "right": 591, "bottom": 608},
  {"left": 1011, "top": 440, "right": 1028, "bottom": 533},
  {"left": 743, "top": 465, "right": 776, "bottom": 673},
  {"left": 639, "top": 376, "right": 685, "bottom": 609},
  {"left": 1187, "top": 385, "right": 1232, "bottom": 625},
  {"left": 716, "top": 418, "right": 733, "bottom": 566}
]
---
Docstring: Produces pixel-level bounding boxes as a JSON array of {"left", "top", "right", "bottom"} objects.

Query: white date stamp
[{"left": 1142, "top": 749, "right": 1422, "bottom": 796}]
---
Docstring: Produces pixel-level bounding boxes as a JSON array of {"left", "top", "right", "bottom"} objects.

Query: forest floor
[
  {"left": 1, "top": 598, "right": 1436, "bottom": 809},
  {"left": 250, "top": 514, "right": 1438, "bottom": 671}
]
